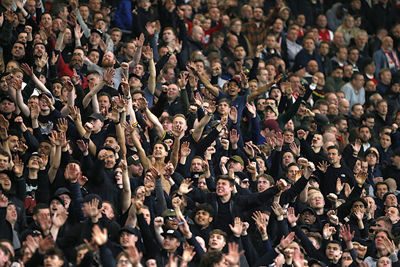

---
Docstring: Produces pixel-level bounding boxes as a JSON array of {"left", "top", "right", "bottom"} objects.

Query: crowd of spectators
[{"left": 0, "top": 0, "right": 400, "bottom": 266}]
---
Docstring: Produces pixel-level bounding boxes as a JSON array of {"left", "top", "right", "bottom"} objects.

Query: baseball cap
[
  {"left": 229, "top": 155, "right": 244, "bottom": 166},
  {"left": 161, "top": 229, "right": 182, "bottom": 240},
  {"left": 264, "top": 119, "right": 282, "bottom": 133},
  {"left": 50, "top": 195, "right": 65, "bottom": 207},
  {"left": 162, "top": 209, "right": 177, "bottom": 218},
  {"left": 54, "top": 187, "right": 71, "bottom": 197},
  {"left": 119, "top": 226, "right": 140, "bottom": 236},
  {"left": 88, "top": 113, "right": 104, "bottom": 123},
  {"left": 91, "top": 28, "right": 103, "bottom": 37}
]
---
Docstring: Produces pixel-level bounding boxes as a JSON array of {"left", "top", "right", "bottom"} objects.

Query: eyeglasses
[
  {"left": 167, "top": 216, "right": 177, "bottom": 221},
  {"left": 118, "top": 259, "right": 130, "bottom": 264}
]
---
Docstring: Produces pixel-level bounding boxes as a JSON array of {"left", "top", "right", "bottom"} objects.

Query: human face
[
  {"left": 43, "top": 254, "right": 64, "bottom": 267},
  {"left": 311, "top": 134, "right": 323, "bottom": 148},
  {"left": 59, "top": 194, "right": 71, "bottom": 209},
  {"left": 0, "top": 155, "right": 9, "bottom": 171},
  {"left": 217, "top": 101, "right": 230, "bottom": 115},
  {"left": 336, "top": 120, "right": 348, "bottom": 133},
  {"left": 216, "top": 179, "right": 233, "bottom": 198},
  {"left": 283, "top": 131, "right": 294, "bottom": 144},
  {"left": 117, "top": 255, "right": 132, "bottom": 267},
  {"left": 352, "top": 104, "right": 364, "bottom": 118},
  {"left": 89, "top": 32, "right": 101, "bottom": 46},
  {"left": 28, "top": 155, "right": 40, "bottom": 170},
  {"left": 8, "top": 135, "right": 19, "bottom": 153},
  {"left": 384, "top": 194, "right": 398, "bottom": 208},
  {"left": 257, "top": 177, "right": 270, "bottom": 192},
  {"left": 163, "top": 236, "right": 180, "bottom": 252},
  {"left": 167, "top": 84, "right": 179, "bottom": 100},
  {"left": 40, "top": 14, "right": 52, "bottom": 28},
  {"left": 152, "top": 144, "right": 167, "bottom": 159},
  {"left": 227, "top": 81, "right": 240, "bottom": 96},
  {"left": 310, "top": 193, "right": 325, "bottom": 209},
  {"left": 89, "top": 0, "right": 101, "bottom": 11},
  {"left": 120, "top": 231, "right": 138, "bottom": 247},
  {"left": 209, "top": 234, "right": 226, "bottom": 251},
  {"left": 191, "top": 158, "right": 203, "bottom": 172},
  {"left": 386, "top": 207, "right": 400, "bottom": 224},
  {"left": 300, "top": 211, "right": 316, "bottom": 225},
  {"left": 325, "top": 243, "right": 342, "bottom": 262},
  {"left": 11, "top": 42, "right": 25, "bottom": 59},
  {"left": 103, "top": 150, "right": 116, "bottom": 169},
  {"left": 101, "top": 202, "right": 115, "bottom": 219},
  {"left": 0, "top": 174, "right": 11, "bottom": 191},
  {"left": 380, "top": 135, "right": 391, "bottom": 149},
  {"left": 195, "top": 210, "right": 212, "bottom": 228},
  {"left": 88, "top": 51, "right": 100, "bottom": 65},
  {"left": 287, "top": 165, "right": 299, "bottom": 182},
  {"left": 304, "top": 39, "right": 315, "bottom": 54},
  {"left": 79, "top": 6, "right": 90, "bottom": 20},
  {"left": 282, "top": 152, "right": 294, "bottom": 166},
  {"left": 162, "top": 29, "right": 175, "bottom": 43},
  {"left": 375, "top": 231, "right": 388, "bottom": 249},
  {"left": 377, "top": 256, "right": 391, "bottom": 267},
  {"left": 366, "top": 153, "right": 377, "bottom": 166},
  {"left": 101, "top": 52, "right": 115, "bottom": 68},
  {"left": 50, "top": 199, "right": 64, "bottom": 215},
  {"left": 359, "top": 127, "right": 371, "bottom": 143},
  {"left": 377, "top": 101, "right": 388, "bottom": 116},
  {"left": 172, "top": 116, "right": 187, "bottom": 133},
  {"left": 376, "top": 184, "right": 388, "bottom": 199},
  {"left": 98, "top": 95, "right": 111, "bottom": 111},
  {"left": 352, "top": 75, "right": 365, "bottom": 89},
  {"left": 327, "top": 148, "right": 341, "bottom": 165}
]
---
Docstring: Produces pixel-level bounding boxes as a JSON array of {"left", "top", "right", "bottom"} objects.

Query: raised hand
[
  {"left": 103, "top": 68, "right": 115, "bottom": 84},
  {"left": 336, "top": 178, "right": 344, "bottom": 194},
  {"left": 229, "top": 129, "right": 239, "bottom": 146},
  {"left": 177, "top": 71, "right": 189, "bottom": 89},
  {"left": 317, "top": 161, "right": 329, "bottom": 173},
  {"left": 229, "top": 217, "right": 243, "bottom": 237},
  {"left": 180, "top": 141, "right": 191, "bottom": 158},
  {"left": 13, "top": 155, "right": 24, "bottom": 177},
  {"left": 142, "top": 46, "right": 153, "bottom": 60},
  {"left": 340, "top": 224, "right": 354, "bottom": 243},
  {"left": 289, "top": 142, "right": 300, "bottom": 156},
  {"left": 92, "top": 224, "right": 108, "bottom": 246},
  {"left": 286, "top": 207, "right": 299, "bottom": 225},
  {"left": 322, "top": 223, "right": 336, "bottom": 239},
  {"left": 271, "top": 202, "right": 285, "bottom": 219},
  {"left": 125, "top": 244, "right": 143, "bottom": 266},
  {"left": 355, "top": 171, "right": 368, "bottom": 186},
  {"left": 87, "top": 198, "right": 100, "bottom": 218},
  {"left": 21, "top": 63, "right": 34, "bottom": 76},
  {"left": 0, "top": 191, "right": 8, "bottom": 207},
  {"left": 252, "top": 211, "right": 268, "bottom": 237},
  {"left": 228, "top": 106, "right": 238, "bottom": 124},
  {"left": 181, "top": 244, "right": 196, "bottom": 264},
  {"left": 279, "top": 232, "right": 295, "bottom": 249},
  {"left": 178, "top": 179, "right": 193, "bottom": 195},
  {"left": 246, "top": 102, "right": 256, "bottom": 118},
  {"left": 56, "top": 118, "right": 68, "bottom": 133},
  {"left": 224, "top": 242, "right": 244, "bottom": 266},
  {"left": 351, "top": 139, "right": 362, "bottom": 155}
]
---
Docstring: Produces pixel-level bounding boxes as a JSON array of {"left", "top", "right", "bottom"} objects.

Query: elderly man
[{"left": 373, "top": 36, "right": 399, "bottom": 75}]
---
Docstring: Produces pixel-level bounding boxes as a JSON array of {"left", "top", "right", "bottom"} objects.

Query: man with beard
[
  {"left": 242, "top": 7, "right": 268, "bottom": 56},
  {"left": 57, "top": 54, "right": 88, "bottom": 89},
  {"left": 84, "top": 34, "right": 145, "bottom": 90}
]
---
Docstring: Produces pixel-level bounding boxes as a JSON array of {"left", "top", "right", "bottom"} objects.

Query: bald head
[
  {"left": 191, "top": 26, "right": 204, "bottom": 42},
  {"left": 338, "top": 99, "right": 350, "bottom": 115}
]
